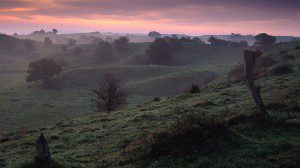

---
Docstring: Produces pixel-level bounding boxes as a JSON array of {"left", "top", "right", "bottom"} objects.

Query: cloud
[{"left": 0, "top": 0, "right": 299, "bottom": 35}]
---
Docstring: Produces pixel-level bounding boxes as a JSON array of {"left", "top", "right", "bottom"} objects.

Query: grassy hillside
[
  {"left": 0, "top": 64, "right": 225, "bottom": 132},
  {"left": 1, "top": 38, "right": 246, "bottom": 132},
  {"left": 1, "top": 46, "right": 299, "bottom": 167}
]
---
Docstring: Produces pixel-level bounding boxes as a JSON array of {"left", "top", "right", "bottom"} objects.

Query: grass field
[
  {"left": 0, "top": 47, "right": 299, "bottom": 167},
  {"left": 1, "top": 37, "right": 299, "bottom": 167},
  {"left": 0, "top": 64, "right": 230, "bottom": 132}
]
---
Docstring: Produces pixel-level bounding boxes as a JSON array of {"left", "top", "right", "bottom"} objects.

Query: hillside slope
[{"left": 1, "top": 46, "right": 299, "bottom": 167}]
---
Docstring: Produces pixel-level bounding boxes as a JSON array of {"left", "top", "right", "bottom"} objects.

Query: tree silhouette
[
  {"left": 148, "top": 31, "right": 161, "bottom": 38},
  {"left": 255, "top": 33, "right": 276, "bottom": 48},
  {"left": 113, "top": 36, "right": 129, "bottom": 52}
]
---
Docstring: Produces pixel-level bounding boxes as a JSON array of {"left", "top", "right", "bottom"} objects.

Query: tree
[
  {"left": 26, "top": 58, "right": 62, "bottom": 85},
  {"left": 24, "top": 39, "right": 35, "bottom": 52},
  {"left": 180, "top": 36, "right": 192, "bottom": 42},
  {"left": 191, "top": 37, "right": 206, "bottom": 44},
  {"left": 68, "top": 38, "right": 77, "bottom": 47},
  {"left": 148, "top": 31, "right": 161, "bottom": 38},
  {"left": 31, "top": 29, "right": 47, "bottom": 35},
  {"left": 113, "top": 36, "right": 129, "bottom": 52},
  {"left": 52, "top": 29, "right": 58, "bottom": 34},
  {"left": 91, "top": 74, "right": 127, "bottom": 112},
  {"left": 44, "top": 37, "right": 53, "bottom": 47},
  {"left": 163, "top": 36, "right": 182, "bottom": 51},
  {"left": 255, "top": 33, "right": 276, "bottom": 47},
  {"left": 208, "top": 36, "right": 229, "bottom": 47},
  {"left": 93, "top": 41, "right": 115, "bottom": 62},
  {"left": 146, "top": 38, "right": 174, "bottom": 65}
]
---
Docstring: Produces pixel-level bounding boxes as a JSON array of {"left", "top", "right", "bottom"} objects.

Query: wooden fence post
[
  {"left": 36, "top": 133, "right": 53, "bottom": 167},
  {"left": 244, "top": 50, "right": 268, "bottom": 121}
]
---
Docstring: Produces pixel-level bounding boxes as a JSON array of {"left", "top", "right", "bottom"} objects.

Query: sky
[{"left": 0, "top": 0, "right": 299, "bottom": 36}]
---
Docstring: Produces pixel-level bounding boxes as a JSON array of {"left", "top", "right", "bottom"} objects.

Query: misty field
[{"left": 0, "top": 31, "right": 299, "bottom": 167}]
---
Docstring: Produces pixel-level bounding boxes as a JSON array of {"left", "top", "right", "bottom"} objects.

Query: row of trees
[
  {"left": 0, "top": 34, "right": 36, "bottom": 54},
  {"left": 208, "top": 36, "right": 248, "bottom": 48},
  {"left": 31, "top": 29, "right": 58, "bottom": 35},
  {"left": 148, "top": 31, "right": 276, "bottom": 47},
  {"left": 145, "top": 32, "right": 277, "bottom": 65}
]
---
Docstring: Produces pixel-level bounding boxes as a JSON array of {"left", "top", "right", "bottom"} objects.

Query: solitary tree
[
  {"left": 26, "top": 58, "right": 62, "bottom": 86},
  {"left": 91, "top": 74, "right": 127, "bottom": 112},
  {"left": 255, "top": 33, "right": 276, "bottom": 48},
  {"left": 146, "top": 38, "right": 174, "bottom": 65},
  {"left": 52, "top": 29, "right": 58, "bottom": 34},
  {"left": 148, "top": 31, "right": 161, "bottom": 38},
  {"left": 113, "top": 36, "right": 129, "bottom": 52},
  {"left": 93, "top": 41, "right": 115, "bottom": 62},
  {"left": 44, "top": 37, "right": 53, "bottom": 47}
]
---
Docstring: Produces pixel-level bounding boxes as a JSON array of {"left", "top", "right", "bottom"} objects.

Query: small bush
[
  {"left": 189, "top": 84, "right": 200, "bottom": 93},
  {"left": 295, "top": 46, "right": 300, "bottom": 50},
  {"left": 91, "top": 74, "right": 127, "bottom": 112},
  {"left": 153, "top": 97, "right": 160, "bottom": 102}
]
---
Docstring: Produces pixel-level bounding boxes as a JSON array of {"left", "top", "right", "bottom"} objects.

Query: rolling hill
[{"left": 0, "top": 45, "right": 299, "bottom": 167}]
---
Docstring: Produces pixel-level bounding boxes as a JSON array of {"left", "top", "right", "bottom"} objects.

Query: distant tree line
[
  {"left": 31, "top": 29, "right": 58, "bottom": 35},
  {"left": 143, "top": 31, "right": 277, "bottom": 65},
  {"left": 0, "top": 34, "right": 36, "bottom": 54}
]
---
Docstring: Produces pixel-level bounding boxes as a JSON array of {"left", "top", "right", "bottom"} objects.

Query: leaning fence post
[
  {"left": 36, "top": 133, "right": 53, "bottom": 167},
  {"left": 244, "top": 50, "right": 268, "bottom": 121}
]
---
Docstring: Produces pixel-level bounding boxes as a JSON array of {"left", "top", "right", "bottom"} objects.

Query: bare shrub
[{"left": 91, "top": 74, "right": 127, "bottom": 112}]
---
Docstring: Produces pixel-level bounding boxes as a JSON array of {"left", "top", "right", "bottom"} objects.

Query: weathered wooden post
[
  {"left": 244, "top": 50, "right": 268, "bottom": 121},
  {"left": 36, "top": 133, "right": 53, "bottom": 167}
]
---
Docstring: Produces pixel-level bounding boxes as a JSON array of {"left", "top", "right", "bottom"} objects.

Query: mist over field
[{"left": 0, "top": 0, "right": 299, "bottom": 167}]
